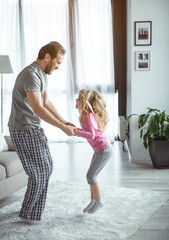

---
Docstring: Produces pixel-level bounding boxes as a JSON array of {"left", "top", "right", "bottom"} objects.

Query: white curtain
[
  {"left": 0, "top": 0, "right": 117, "bottom": 142},
  {"left": 0, "top": 0, "right": 20, "bottom": 134},
  {"left": 21, "top": 0, "right": 70, "bottom": 141},
  {"left": 70, "top": 0, "right": 116, "bottom": 142}
]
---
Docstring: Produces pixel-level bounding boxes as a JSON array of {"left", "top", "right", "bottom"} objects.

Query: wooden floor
[{"left": 0, "top": 141, "right": 169, "bottom": 239}]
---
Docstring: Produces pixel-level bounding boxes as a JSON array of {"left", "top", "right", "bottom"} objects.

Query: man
[{"left": 8, "top": 41, "right": 75, "bottom": 224}]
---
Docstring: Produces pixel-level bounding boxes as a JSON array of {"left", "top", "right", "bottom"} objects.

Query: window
[{"left": 1, "top": 0, "right": 117, "bottom": 142}]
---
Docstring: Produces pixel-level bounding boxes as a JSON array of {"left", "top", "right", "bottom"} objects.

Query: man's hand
[
  {"left": 62, "top": 125, "right": 76, "bottom": 136},
  {"left": 73, "top": 128, "right": 78, "bottom": 136}
]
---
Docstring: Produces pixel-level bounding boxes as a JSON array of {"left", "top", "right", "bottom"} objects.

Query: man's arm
[
  {"left": 43, "top": 90, "right": 67, "bottom": 124},
  {"left": 43, "top": 90, "right": 76, "bottom": 126},
  {"left": 26, "top": 91, "right": 75, "bottom": 136}
]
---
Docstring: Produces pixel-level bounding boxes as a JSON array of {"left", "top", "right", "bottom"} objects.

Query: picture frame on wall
[
  {"left": 135, "top": 51, "right": 151, "bottom": 71},
  {"left": 135, "top": 21, "right": 152, "bottom": 46}
]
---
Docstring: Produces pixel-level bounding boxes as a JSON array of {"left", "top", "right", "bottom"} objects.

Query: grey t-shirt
[{"left": 8, "top": 61, "right": 48, "bottom": 130}]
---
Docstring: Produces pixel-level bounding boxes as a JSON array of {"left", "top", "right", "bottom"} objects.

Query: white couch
[{"left": 0, "top": 134, "right": 28, "bottom": 200}]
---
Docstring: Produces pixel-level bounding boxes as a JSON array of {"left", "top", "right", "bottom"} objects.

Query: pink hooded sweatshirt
[{"left": 77, "top": 112, "right": 111, "bottom": 152}]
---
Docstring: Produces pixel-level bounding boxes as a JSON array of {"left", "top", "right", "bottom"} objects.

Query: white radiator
[{"left": 118, "top": 116, "right": 126, "bottom": 141}]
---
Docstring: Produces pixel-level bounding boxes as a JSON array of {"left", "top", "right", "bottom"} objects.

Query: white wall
[{"left": 127, "top": 0, "right": 169, "bottom": 160}]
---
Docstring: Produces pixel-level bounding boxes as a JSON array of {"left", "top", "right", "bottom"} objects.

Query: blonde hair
[{"left": 78, "top": 89, "right": 109, "bottom": 130}]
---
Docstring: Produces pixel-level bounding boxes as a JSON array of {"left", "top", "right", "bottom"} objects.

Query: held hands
[
  {"left": 73, "top": 128, "right": 78, "bottom": 136},
  {"left": 64, "top": 126, "right": 78, "bottom": 136},
  {"left": 62, "top": 122, "right": 78, "bottom": 136},
  {"left": 63, "top": 125, "right": 76, "bottom": 136}
]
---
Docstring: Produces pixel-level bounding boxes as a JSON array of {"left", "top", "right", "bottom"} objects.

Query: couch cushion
[
  {"left": 0, "top": 152, "right": 24, "bottom": 177},
  {"left": 0, "top": 133, "right": 9, "bottom": 152},
  {"left": 0, "top": 165, "right": 6, "bottom": 180}
]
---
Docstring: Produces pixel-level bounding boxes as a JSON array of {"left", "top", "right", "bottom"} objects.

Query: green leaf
[
  {"left": 140, "top": 129, "right": 143, "bottom": 138},
  {"left": 163, "top": 122, "right": 169, "bottom": 140},
  {"left": 147, "top": 108, "right": 160, "bottom": 114},
  {"left": 143, "top": 132, "right": 149, "bottom": 149},
  {"left": 166, "top": 115, "right": 169, "bottom": 122},
  {"left": 148, "top": 114, "right": 159, "bottom": 133},
  {"left": 138, "top": 114, "right": 149, "bottom": 128},
  {"left": 125, "top": 114, "right": 137, "bottom": 136},
  {"left": 148, "top": 138, "right": 153, "bottom": 151},
  {"left": 143, "top": 141, "right": 148, "bottom": 149}
]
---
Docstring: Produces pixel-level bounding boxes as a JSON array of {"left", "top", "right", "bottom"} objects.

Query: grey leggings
[{"left": 86, "top": 145, "right": 112, "bottom": 185}]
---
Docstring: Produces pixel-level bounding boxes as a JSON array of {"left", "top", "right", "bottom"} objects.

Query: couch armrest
[{"left": 4, "top": 136, "right": 15, "bottom": 151}]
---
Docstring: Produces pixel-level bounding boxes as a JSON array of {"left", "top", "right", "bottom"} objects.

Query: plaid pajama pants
[{"left": 9, "top": 127, "right": 53, "bottom": 220}]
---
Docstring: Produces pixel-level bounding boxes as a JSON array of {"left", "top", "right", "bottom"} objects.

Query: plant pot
[{"left": 149, "top": 140, "right": 169, "bottom": 169}]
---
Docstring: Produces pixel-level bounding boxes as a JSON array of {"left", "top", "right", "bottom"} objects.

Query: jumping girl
[{"left": 74, "top": 89, "right": 112, "bottom": 214}]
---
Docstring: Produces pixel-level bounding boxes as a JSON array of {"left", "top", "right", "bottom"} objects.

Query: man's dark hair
[{"left": 37, "top": 41, "right": 66, "bottom": 60}]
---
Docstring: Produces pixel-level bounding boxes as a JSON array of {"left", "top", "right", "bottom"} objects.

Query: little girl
[{"left": 74, "top": 89, "right": 112, "bottom": 214}]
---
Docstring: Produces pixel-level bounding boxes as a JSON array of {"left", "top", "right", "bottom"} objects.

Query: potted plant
[{"left": 126, "top": 108, "right": 169, "bottom": 169}]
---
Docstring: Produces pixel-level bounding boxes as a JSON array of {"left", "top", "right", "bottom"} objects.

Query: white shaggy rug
[{"left": 0, "top": 181, "right": 169, "bottom": 240}]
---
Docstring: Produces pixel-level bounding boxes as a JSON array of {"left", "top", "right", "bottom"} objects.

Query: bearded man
[{"left": 8, "top": 41, "right": 75, "bottom": 224}]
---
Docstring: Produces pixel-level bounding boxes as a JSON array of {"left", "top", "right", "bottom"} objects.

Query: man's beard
[{"left": 44, "top": 62, "right": 53, "bottom": 74}]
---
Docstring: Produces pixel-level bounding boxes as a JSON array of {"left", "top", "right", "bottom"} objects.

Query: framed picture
[
  {"left": 135, "top": 21, "right": 152, "bottom": 46},
  {"left": 135, "top": 51, "right": 151, "bottom": 71}
]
